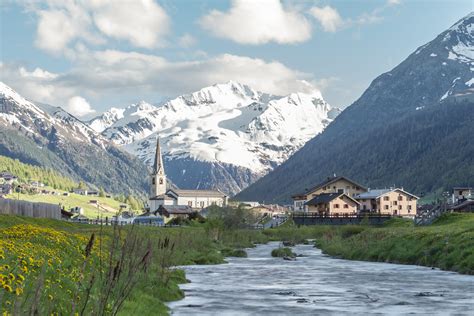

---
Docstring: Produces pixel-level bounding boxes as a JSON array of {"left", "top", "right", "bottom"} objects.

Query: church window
[
  {"left": 159, "top": 178, "right": 163, "bottom": 185},
  {"left": 152, "top": 178, "right": 155, "bottom": 185}
]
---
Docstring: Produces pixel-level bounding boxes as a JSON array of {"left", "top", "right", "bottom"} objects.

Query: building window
[
  {"left": 398, "top": 205, "right": 402, "bottom": 210},
  {"left": 188, "top": 201, "right": 193, "bottom": 207},
  {"left": 393, "top": 201, "right": 398, "bottom": 206},
  {"left": 152, "top": 178, "right": 155, "bottom": 185},
  {"left": 200, "top": 201, "right": 204, "bottom": 208},
  {"left": 383, "top": 196, "right": 389, "bottom": 201},
  {"left": 398, "top": 196, "right": 403, "bottom": 201},
  {"left": 384, "top": 205, "right": 389, "bottom": 210},
  {"left": 159, "top": 178, "right": 163, "bottom": 185},
  {"left": 334, "top": 204, "right": 339, "bottom": 208},
  {"left": 344, "top": 204, "right": 349, "bottom": 209},
  {"left": 408, "top": 205, "right": 412, "bottom": 210}
]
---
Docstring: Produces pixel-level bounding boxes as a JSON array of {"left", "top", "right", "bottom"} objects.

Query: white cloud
[
  {"left": 309, "top": 4, "right": 388, "bottom": 32},
  {"left": 24, "top": 0, "right": 170, "bottom": 54},
  {"left": 199, "top": 0, "right": 311, "bottom": 45},
  {"left": 387, "top": 0, "right": 401, "bottom": 5},
  {"left": 91, "top": 0, "right": 169, "bottom": 48},
  {"left": 1, "top": 50, "right": 324, "bottom": 111},
  {"left": 309, "top": 6, "right": 343, "bottom": 32},
  {"left": 66, "top": 96, "right": 95, "bottom": 117},
  {"left": 178, "top": 33, "right": 197, "bottom": 48}
]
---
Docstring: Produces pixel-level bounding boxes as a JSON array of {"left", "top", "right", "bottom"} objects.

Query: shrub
[{"left": 271, "top": 247, "right": 295, "bottom": 258}]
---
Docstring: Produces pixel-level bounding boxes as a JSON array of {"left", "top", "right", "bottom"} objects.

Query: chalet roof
[
  {"left": 305, "top": 193, "right": 360, "bottom": 206},
  {"left": 168, "top": 189, "right": 226, "bottom": 198},
  {"left": 355, "top": 189, "right": 392, "bottom": 199},
  {"left": 355, "top": 188, "right": 419, "bottom": 200},
  {"left": 453, "top": 186, "right": 472, "bottom": 190},
  {"left": 158, "top": 205, "right": 194, "bottom": 214},
  {"left": 292, "top": 176, "right": 367, "bottom": 198}
]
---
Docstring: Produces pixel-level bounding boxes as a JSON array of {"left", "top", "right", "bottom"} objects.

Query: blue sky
[{"left": 0, "top": 0, "right": 472, "bottom": 118}]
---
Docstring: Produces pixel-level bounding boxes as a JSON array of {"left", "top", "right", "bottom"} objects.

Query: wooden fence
[{"left": 0, "top": 198, "right": 61, "bottom": 220}]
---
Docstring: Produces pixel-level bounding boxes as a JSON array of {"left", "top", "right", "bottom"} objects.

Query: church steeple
[
  {"left": 153, "top": 136, "right": 164, "bottom": 175},
  {"left": 150, "top": 136, "right": 166, "bottom": 198}
]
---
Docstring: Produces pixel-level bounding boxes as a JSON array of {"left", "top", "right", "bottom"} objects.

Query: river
[{"left": 168, "top": 242, "right": 474, "bottom": 315}]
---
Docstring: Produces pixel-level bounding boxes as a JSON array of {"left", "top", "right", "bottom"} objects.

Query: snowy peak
[
  {"left": 0, "top": 81, "right": 48, "bottom": 119},
  {"left": 444, "top": 12, "right": 474, "bottom": 63},
  {"left": 94, "top": 82, "right": 337, "bottom": 182},
  {"left": 0, "top": 82, "right": 107, "bottom": 146}
]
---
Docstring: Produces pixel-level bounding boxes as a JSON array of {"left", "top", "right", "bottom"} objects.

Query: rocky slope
[
  {"left": 236, "top": 12, "right": 474, "bottom": 203},
  {"left": 0, "top": 82, "right": 149, "bottom": 195}
]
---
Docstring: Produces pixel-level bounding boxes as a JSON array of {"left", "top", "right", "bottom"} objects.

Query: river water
[{"left": 168, "top": 242, "right": 474, "bottom": 315}]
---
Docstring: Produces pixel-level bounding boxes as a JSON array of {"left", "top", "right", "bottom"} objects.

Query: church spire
[{"left": 153, "top": 136, "right": 164, "bottom": 174}]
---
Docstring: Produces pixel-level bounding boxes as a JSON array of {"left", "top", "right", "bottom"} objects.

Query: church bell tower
[{"left": 150, "top": 137, "right": 167, "bottom": 198}]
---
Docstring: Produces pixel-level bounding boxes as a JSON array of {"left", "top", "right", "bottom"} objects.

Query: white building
[{"left": 148, "top": 137, "right": 228, "bottom": 212}]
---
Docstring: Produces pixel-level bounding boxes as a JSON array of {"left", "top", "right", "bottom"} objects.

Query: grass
[
  {"left": 1, "top": 212, "right": 472, "bottom": 314},
  {"left": 6, "top": 189, "right": 128, "bottom": 218},
  {"left": 271, "top": 247, "right": 295, "bottom": 258},
  {"left": 314, "top": 213, "right": 474, "bottom": 274},
  {"left": 221, "top": 248, "right": 248, "bottom": 258}
]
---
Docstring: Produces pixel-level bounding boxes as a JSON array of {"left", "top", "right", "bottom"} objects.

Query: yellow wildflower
[
  {"left": 15, "top": 287, "right": 23, "bottom": 296},
  {"left": 3, "top": 284, "right": 13, "bottom": 292}
]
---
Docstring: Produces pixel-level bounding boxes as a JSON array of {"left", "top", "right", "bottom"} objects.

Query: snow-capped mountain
[
  {"left": 91, "top": 81, "right": 340, "bottom": 194},
  {"left": 0, "top": 82, "right": 107, "bottom": 146},
  {"left": 88, "top": 107, "right": 125, "bottom": 133},
  {"left": 0, "top": 82, "right": 149, "bottom": 194}
]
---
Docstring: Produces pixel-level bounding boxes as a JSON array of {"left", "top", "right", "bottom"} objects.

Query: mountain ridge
[
  {"left": 90, "top": 81, "right": 340, "bottom": 195},
  {"left": 0, "top": 82, "right": 149, "bottom": 196},
  {"left": 235, "top": 12, "right": 474, "bottom": 203}
]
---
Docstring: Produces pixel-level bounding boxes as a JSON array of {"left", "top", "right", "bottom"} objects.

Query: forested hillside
[{"left": 0, "top": 155, "right": 77, "bottom": 190}]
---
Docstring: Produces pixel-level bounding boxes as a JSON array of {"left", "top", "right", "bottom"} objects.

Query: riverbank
[
  {"left": 264, "top": 213, "right": 474, "bottom": 275},
  {"left": 1, "top": 212, "right": 472, "bottom": 314},
  {"left": 0, "top": 215, "right": 232, "bottom": 315}
]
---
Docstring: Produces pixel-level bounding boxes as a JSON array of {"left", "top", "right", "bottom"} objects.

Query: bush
[
  {"left": 271, "top": 247, "right": 295, "bottom": 258},
  {"left": 221, "top": 248, "right": 248, "bottom": 257}
]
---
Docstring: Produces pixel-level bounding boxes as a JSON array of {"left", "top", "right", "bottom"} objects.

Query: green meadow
[{"left": 0, "top": 212, "right": 472, "bottom": 315}]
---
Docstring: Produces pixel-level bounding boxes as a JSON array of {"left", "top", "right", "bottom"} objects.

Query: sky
[{"left": 0, "top": 0, "right": 472, "bottom": 119}]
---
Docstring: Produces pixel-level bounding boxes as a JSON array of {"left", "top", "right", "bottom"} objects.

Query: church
[{"left": 147, "top": 137, "right": 228, "bottom": 212}]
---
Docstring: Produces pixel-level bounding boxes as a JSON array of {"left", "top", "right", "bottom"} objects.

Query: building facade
[
  {"left": 292, "top": 176, "right": 367, "bottom": 212},
  {"left": 355, "top": 188, "right": 418, "bottom": 217},
  {"left": 305, "top": 192, "right": 360, "bottom": 215}
]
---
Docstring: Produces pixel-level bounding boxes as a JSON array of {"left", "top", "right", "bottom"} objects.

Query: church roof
[
  {"left": 149, "top": 193, "right": 175, "bottom": 201},
  {"left": 169, "top": 189, "right": 226, "bottom": 198}
]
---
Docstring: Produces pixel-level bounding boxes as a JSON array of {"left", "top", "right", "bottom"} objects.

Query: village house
[
  {"left": 156, "top": 205, "right": 195, "bottom": 223},
  {"left": 73, "top": 188, "right": 88, "bottom": 195},
  {"left": 147, "top": 138, "right": 228, "bottom": 212},
  {"left": 0, "top": 173, "right": 17, "bottom": 185},
  {"left": 239, "top": 201, "right": 260, "bottom": 208},
  {"left": 355, "top": 188, "right": 419, "bottom": 217},
  {"left": 292, "top": 176, "right": 367, "bottom": 212},
  {"left": 0, "top": 184, "right": 12, "bottom": 195},
  {"left": 305, "top": 192, "right": 360, "bottom": 216},
  {"left": 452, "top": 187, "right": 472, "bottom": 204},
  {"left": 251, "top": 204, "right": 289, "bottom": 216}
]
